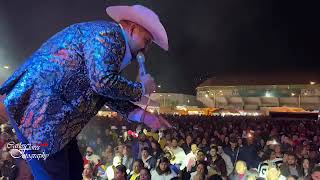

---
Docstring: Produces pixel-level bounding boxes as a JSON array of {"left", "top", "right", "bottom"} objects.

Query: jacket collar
[{"left": 118, "top": 23, "right": 133, "bottom": 71}]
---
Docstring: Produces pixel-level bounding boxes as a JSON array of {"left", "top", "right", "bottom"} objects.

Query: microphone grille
[{"left": 136, "top": 52, "right": 145, "bottom": 63}]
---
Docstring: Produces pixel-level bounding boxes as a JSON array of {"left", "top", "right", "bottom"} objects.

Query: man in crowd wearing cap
[{"left": 0, "top": 4, "right": 170, "bottom": 180}]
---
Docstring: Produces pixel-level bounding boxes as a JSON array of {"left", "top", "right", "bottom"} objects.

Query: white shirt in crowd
[
  {"left": 100, "top": 156, "right": 122, "bottom": 180},
  {"left": 190, "top": 172, "right": 204, "bottom": 180},
  {"left": 180, "top": 151, "right": 197, "bottom": 171},
  {"left": 170, "top": 146, "right": 186, "bottom": 165},
  {"left": 151, "top": 169, "right": 177, "bottom": 180},
  {"left": 85, "top": 154, "right": 100, "bottom": 165},
  {"left": 220, "top": 152, "right": 234, "bottom": 175},
  {"left": 142, "top": 155, "right": 153, "bottom": 170},
  {"left": 258, "top": 158, "right": 283, "bottom": 179}
]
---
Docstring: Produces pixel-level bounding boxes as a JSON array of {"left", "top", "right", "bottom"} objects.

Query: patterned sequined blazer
[{"left": 0, "top": 21, "right": 142, "bottom": 154}]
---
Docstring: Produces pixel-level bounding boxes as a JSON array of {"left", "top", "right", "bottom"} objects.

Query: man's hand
[
  {"left": 128, "top": 108, "right": 172, "bottom": 130},
  {"left": 140, "top": 74, "right": 156, "bottom": 95}
]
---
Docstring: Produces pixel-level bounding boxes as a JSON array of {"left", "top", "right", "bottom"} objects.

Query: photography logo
[{"left": 6, "top": 141, "right": 50, "bottom": 160}]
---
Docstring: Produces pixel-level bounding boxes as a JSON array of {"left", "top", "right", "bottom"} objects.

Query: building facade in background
[
  {"left": 196, "top": 73, "right": 320, "bottom": 110},
  {"left": 150, "top": 93, "right": 203, "bottom": 108}
]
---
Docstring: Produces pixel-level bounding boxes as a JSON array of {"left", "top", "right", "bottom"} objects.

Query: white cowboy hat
[{"left": 106, "top": 5, "right": 169, "bottom": 51}]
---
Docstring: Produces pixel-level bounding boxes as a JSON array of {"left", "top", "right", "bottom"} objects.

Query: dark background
[{"left": 0, "top": 0, "right": 319, "bottom": 94}]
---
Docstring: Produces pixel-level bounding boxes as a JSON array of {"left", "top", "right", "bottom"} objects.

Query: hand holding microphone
[
  {"left": 140, "top": 74, "right": 156, "bottom": 95},
  {"left": 137, "top": 52, "right": 156, "bottom": 95}
]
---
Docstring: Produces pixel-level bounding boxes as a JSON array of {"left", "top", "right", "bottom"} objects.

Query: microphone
[
  {"left": 136, "top": 51, "right": 151, "bottom": 124},
  {"left": 136, "top": 51, "right": 147, "bottom": 77}
]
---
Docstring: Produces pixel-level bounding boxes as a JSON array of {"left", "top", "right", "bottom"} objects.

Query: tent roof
[{"left": 198, "top": 72, "right": 320, "bottom": 87}]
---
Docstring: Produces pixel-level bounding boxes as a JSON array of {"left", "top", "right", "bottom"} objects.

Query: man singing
[{"left": 0, "top": 5, "right": 170, "bottom": 180}]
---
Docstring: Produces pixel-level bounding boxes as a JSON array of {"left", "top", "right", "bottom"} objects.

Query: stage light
[{"left": 310, "top": 81, "right": 316, "bottom": 85}]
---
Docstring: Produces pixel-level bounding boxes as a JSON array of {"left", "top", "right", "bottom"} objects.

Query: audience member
[
  {"left": 141, "top": 147, "right": 156, "bottom": 170},
  {"left": 151, "top": 157, "right": 177, "bottom": 180},
  {"left": 114, "top": 164, "right": 128, "bottom": 180},
  {"left": 138, "top": 167, "right": 151, "bottom": 180},
  {"left": 128, "top": 159, "right": 143, "bottom": 180},
  {"left": 1, "top": 114, "right": 320, "bottom": 180}
]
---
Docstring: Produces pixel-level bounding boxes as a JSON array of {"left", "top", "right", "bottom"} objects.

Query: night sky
[{"left": 0, "top": 0, "right": 319, "bottom": 94}]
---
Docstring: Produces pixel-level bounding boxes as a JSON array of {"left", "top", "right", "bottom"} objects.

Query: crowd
[{"left": 1, "top": 115, "right": 320, "bottom": 179}]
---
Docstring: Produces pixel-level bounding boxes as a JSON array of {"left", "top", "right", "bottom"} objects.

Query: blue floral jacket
[{"left": 0, "top": 21, "right": 142, "bottom": 154}]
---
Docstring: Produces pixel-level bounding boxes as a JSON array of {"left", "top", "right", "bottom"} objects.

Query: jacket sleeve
[
  {"left": 84, "top": 30, "right": 143, "bottom": 102},
  {"left": 218, "top": 158, "right": 227, "bottom": 177},
  {"left": 0, "top": 60, "right": 29, "bottom": 96}
]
